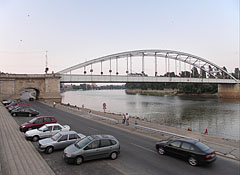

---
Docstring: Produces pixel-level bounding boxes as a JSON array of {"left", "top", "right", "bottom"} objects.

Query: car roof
[
  {"left": 44, "top": 123, "right": 60, "bottom": 127},
  {"left": 172, "top": 138, "right": 199, "bottom": 144},
  {"left": 91, "top": 135, "right": 116, "bottom": 140},
  {"left": 58, "top": 131, "right": 77, "bottom": 135},
  {"left": 36, "top": 116, "right": 55, "bottom": 119}
]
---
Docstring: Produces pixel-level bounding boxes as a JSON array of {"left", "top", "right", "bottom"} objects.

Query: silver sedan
[{"left": 38, "top": 131, "right": 85, "bottom": 154}]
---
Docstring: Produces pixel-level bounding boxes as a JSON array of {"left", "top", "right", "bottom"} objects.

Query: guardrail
[
  {"left": 134, "top": 124, "right": 199, "bottom": 141},
  {"left": 89, "top": 113, "right": 119, "bottom": 124}
]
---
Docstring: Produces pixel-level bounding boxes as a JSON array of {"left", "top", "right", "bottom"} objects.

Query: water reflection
[{"left": 62, "top": 90, "right": 239, "bottom": 140}]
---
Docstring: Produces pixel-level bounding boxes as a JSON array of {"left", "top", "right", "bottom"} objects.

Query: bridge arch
[{"left": 57, "top": 49, "right": 237, "bottom": 81}]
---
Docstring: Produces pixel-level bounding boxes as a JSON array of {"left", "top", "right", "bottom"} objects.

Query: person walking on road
[
  {"left": 125, "top": 113, "right": 129, "bottom": 126},
  {"left": 53, "top": 102, "right": 56, "bottom": 108}
]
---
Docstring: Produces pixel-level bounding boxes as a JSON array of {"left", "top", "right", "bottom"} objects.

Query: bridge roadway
[
  {"left": 60, "top": 74, "right": 238, "bottom": 84},
  {"left": 12, "top": 102, "right": 240, "bottom": 175}
]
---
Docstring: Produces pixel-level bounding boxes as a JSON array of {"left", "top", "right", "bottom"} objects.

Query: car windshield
[
  {"left": 52, "top": 133, "right": 62, "bottom": 141},
  {"left": 75, "top": 136, "right": 93, "bottom": 149},
  {"left": 196, "top": 142, "right": 210, "bottom": 151},
  {"left": 38, "top": 125, "right": 48, "bottom": 131},
  {"left": 28, "top": 118, "right": 37, "bottom": 123}
]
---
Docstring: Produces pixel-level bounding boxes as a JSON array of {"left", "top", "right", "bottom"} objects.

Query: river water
[{"left": 61, "top": 90, "right": 240, "bottom": 140}]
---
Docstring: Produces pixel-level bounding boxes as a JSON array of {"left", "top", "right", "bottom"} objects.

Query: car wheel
[
  {"left": 46, "top": 146, "right": 54, "bottom": 154},
  {"left": 27, "top": 128, "right": 32, "bottom": 131},
  {"left": 188, "top": 157, "right": 198, "bottom": 166},
  {"left": 12, "top": 113, "right": 16, "bottom": 117},
  {"left": 157, "top": 147, "right": 165, "bottom": 155},
  {"left": 110, "top": 152, "right": 118, "bottom": 160},
  {"left": 28, "top": 113, "right": 32, "bottom": 117},
  {"left": 32, "top": 135, "right": 39, "bottom": 142},
  {"left": 75, "top": 156, "right": 83, "bottom": 165}
]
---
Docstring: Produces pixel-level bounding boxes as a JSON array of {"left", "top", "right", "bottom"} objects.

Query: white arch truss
[{"left": 57, "top": 49, "right": 238, "bottom": 81}]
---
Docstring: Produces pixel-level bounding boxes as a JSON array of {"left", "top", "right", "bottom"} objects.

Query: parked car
[
  {"left": 11, "top": 107, "right": 39, "bottom": 117},
  {"left": 63, "top": 135, "right": 120, "bottom": 165},
  {"left": 5, "top": 101, "right": 19, "bottom": 108},
  {"left": 2, "top": 99, "right": 14, "bottom": 106},
  {"left": 155, "top": 138, "right": 217, "bottom": 166},
  {"left": 25, "top": 123, "right": 70, "bottom": 141},
  {"left": 38, "top": 131, "right": 86, "bottom": 154},
  {"left": 8, "top": 104, "right": 30, "bottom": 112},
  {"left": 19, "top": 116, "right": 57, "bottom": 132}
]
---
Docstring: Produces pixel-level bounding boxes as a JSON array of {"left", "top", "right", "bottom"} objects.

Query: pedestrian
[
  {"left": 53, "top": 102, "right": 56, "bottom": 108},
  {"left": 125, "top": 113, "right": 129, "bottom": 126},
  {"left": 122, "top": 113, "right": 126, "bottom": 124}
]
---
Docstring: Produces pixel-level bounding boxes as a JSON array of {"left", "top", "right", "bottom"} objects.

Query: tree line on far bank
[{"left": 125, "top": 67, "right": 239, "bottom": 94}]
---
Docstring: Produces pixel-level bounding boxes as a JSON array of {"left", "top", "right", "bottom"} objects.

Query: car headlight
[{"left": 65, "top": 153, "right": 72, "bottom": 158}]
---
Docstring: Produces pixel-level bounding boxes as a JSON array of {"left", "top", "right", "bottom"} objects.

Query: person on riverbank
[
  {"left": 125, "top": 113, "right": 129, "bottom": 126},
  {"left": 53, "top": 102, "right": 56, "bottom": 108},
  {"left": 122, "top": 114, "right": 126, "bottom": 124}
]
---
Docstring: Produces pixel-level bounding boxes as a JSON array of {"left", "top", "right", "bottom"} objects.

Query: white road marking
[{"left": 131, "top": 143, "right": 157, "bottom": 154}]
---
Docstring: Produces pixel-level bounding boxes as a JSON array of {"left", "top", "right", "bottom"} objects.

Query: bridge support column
[{"left": 218, "top": 84, "right": 240, "bottom": 99}]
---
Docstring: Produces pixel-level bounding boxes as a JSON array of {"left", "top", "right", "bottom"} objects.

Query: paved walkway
[
  {"left": 0, "top": 103, "right": 55, "bottom": 175},
  {"left": 56, "top": 103, "right": 240, "bottom": 161}
]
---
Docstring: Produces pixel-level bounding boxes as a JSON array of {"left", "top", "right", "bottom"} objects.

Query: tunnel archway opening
[{"left": 19, "top": 88, "right": 40, "bottom": 101}]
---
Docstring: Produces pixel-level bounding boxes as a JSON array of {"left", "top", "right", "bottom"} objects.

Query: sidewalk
[
  {"left": 56, "top": 102, "right": 240, "bottom": 161},
  {"left": 0, "top": 103, "right": 55, "bottom": 175}
]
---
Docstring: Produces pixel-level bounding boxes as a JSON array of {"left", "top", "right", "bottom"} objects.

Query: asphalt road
[{"left": 13, "top": 101, "right": 240, "bottom": 175}]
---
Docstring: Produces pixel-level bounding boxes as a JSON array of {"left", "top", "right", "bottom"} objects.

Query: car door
[
  {"left": 52, "top": 125, "right": 62, "bottom": 136},
  {"left": 41, "top": 126, "right": 53, "bottom": 138},
  {"left": 82, "top": 140, "right": 100, "bottom": 161},
  {"left": 98, "top": 139, "right": 113, "bottom": 158},
  {"left": 55, "top": 135, "right": 69, "bottom": 150},
  {"left": 33, "top": 118, "right": 44, "bottom": 129},
  {"left": 165, "top": 140, "right": 182, "bottom": 156},
  {"left": 67, "top": 134, "right": 78, "bottom": 146},
  {"left": 179, "top": 142, "right": 195, "bottom": 159}
]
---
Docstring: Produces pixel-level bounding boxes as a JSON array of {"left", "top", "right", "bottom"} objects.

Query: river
[{"left": 61, "top": 89, "right": 240, "bottom": 140}]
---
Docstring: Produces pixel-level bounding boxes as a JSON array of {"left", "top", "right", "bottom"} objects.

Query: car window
[
  {"left": 53, "top": 125, "right": 61, "bottom": 131},
  {"left": 195, "top": 142, "right": 210, "bottom": 151},
  {"left": 47, "top": 126, "right": 53, "bottom": 131},
  {"left": 169, "top": 141, "right": 181, "bottom": 148},
  {"left": 44, "top": 117, "right": 52, "bottom": 122},
  {"left": 35, "top": 118, "right": 43, "bottom": 124},
  {"left": 100, "top": 139, "right": 111, "bottom": 147},
  {"left": 181, "top": 142, "right": 194, "bottom": 150},
  {"left": 110, "top": 140, "right": 117, "bottom": 145},
  {"left": 85, "top": 140, "right": 100, "bottom": 150},
  {"left": 52, "top": 133, "right": 62, "bottom": 141},
  {"left": 75, "top": 136, "right": 93, "bottom": 149},
  {"left": 58, "top": 135, "right": 68, "bottom": 142},
  {"left": 69, "top": 134, "right": 78, "bottom": 140}
]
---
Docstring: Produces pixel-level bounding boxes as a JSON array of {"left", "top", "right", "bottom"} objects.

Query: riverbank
[
  {"left": 48, "top": 102, "right": 240, "bottom": 161},
  {"left": 125, "top": 89, "right": 218, "bottom": 97}
]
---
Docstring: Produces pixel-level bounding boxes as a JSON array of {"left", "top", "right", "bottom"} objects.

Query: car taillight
[{"left": 206, "top": 152, "right": 215, "bottom": 159}]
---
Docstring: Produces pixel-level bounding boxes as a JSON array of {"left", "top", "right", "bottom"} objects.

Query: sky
[{"left": 0, "top": 0, "right": 239, "bottom": 74}]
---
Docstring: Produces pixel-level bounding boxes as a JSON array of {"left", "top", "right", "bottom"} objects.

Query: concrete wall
[
  {"left": 218, "top": 84, "right": 240, "bottom": 99},
  {"left": 0, "top": 74, "right": 61, "bottom": 103}
]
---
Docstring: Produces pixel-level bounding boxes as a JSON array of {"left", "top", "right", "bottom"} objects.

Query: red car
[
  {"left": 8, "top": 104, "right": 30, "bottom": 111},
  {"left": 19, "top": 116, "right": 57, "bottom": 132}
]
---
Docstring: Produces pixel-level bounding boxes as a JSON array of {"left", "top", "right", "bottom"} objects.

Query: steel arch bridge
[{"left": 58, "top": 49, "right": 238, "bottom": 84}]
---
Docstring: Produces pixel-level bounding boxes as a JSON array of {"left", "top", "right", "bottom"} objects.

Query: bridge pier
[
  {"left": 218, "top": 84, "right": 240, "bottom": 99},
  {"left": 0, "top": 74, "right": 62, "bottom": 103}
]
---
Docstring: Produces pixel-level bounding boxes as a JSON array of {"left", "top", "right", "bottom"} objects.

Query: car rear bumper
[{"left": 199, "top": 156, "right": 217, "bottom": 164}]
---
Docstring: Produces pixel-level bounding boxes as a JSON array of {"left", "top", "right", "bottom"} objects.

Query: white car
[{"left": 25, "top": 123, "right": 70, "bottom": 141}]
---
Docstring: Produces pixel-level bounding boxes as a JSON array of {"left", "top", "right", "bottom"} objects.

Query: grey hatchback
[
  {"left": 38, "top": 131, "right": 86, "bottom": 154},
  {"left": 63, "top": 135, "right": 120, "bottom": 165}
]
